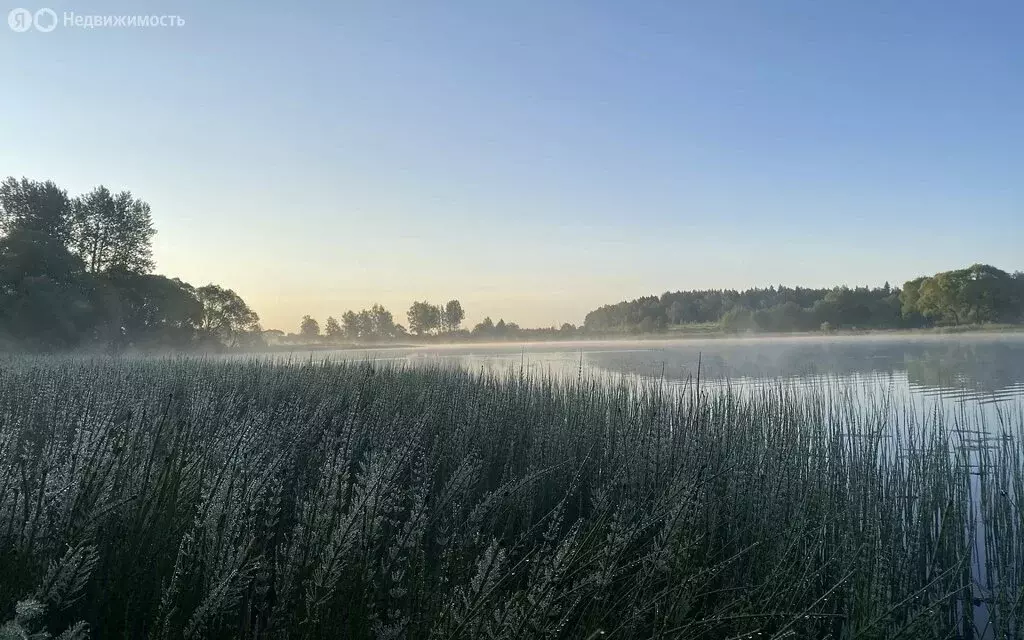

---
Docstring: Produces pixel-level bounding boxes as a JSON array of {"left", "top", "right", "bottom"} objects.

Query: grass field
[{"left": 0, "top": 357, "right": 1020, "bottom": 639}]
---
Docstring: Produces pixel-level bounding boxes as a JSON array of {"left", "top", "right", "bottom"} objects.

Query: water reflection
[
  {"left": 314, "top": 334, "right": 1024, "bottom": 408},
  {"left": 577, "top": 335, "right": 1024, "bottom": 403}
]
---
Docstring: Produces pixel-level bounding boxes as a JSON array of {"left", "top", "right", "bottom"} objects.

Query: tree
[
  {"left": 908, "top": 264, "right": 1019, "bottom": 326},
  {"left": 472, "top": 316, "right": 495, "bottom": 335},
  {"left": 720, "top": 308, "right": 755, "bottom": 333},
  {"left": 0, "top": 177, "right": 74, "bottom": 244},
  {"left": 70, "top": 186, "right": 156, "bottom": 273},
  {"left": 341, "top": 310, "right": 363, "bottom": 340},
  {"left": 367, "top": 304, "right": 397, "bottom": 339},
  {"left": 195, "top": 284, "right": 260, "bottom": 346},
  {"left": 900, "top": 277, "right": 927, "bottom": 317},
  {"left": 93, "top": 273, "right": 204, "bottom": 349},
  {"left": 407, "top": 301, "right": 441, "bottom": 336},
  {"left": 0, "top": 177, "right": 270, "bottom": 352},
  {"left": 263, "top": 329, "right": 285, "bottom": 342},
  {"left": 0, "top": 228, "right": 91, "bottom": 350},
  {"left": 300, "top": 315, "right": 320, "bottom": 339},
  {"left": 667, "top": 300, "right": 688, "bottom": 324},
  {"left": 584, "top": 279, "right": 947, "bottom": 333},
  {"left": 324, "top": 316, "right": 342, "bottom": 338},
  {"left": 337, "top": 304, "right": 399, "bottom": 341},
  {"left": 442, "top": 299, "right": 465, "bottom": 332},
  {"left": 0, "top": 227, "right": 83, "bottom": 289},
  {"left": 1014, "top": 272, "right": 1024, "bottom": 322},
  {"left": 959, "top": 264, "right": 1017, "bottom": 323},
  {"left": 916, "top": 271, "right": 968, "bottom": 325}
]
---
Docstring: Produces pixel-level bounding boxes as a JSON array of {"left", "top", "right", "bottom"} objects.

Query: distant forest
[
  {"left": 583, "top": 264, "right": 1024, "bottom": 334},
  {"left": 3, "top": 176, "right": 1022, "bottom": 353},
  {"left": 282, "top": 264, "right": 1024, "bottom": 346}
]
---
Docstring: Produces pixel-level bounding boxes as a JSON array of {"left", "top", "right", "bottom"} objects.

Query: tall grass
[{"left": 0, "top": 357, "right": 1019, "bottom": 639}]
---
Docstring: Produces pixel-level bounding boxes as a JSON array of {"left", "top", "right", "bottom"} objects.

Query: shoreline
[{"left": 250, "top": 323, "right": 1024, "bottom": 354}]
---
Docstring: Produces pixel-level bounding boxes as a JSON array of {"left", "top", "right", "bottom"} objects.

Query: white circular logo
[
  {"left": 7, "top": 7, "right": 32, "bottom": 31},
  {"left": 33, "top": 7, "right": 56, "bottom": 32}
]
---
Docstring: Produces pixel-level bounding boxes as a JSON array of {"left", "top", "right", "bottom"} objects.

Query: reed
[{"left": 0, "top": 356, "right": 1019, "bottom": 639}]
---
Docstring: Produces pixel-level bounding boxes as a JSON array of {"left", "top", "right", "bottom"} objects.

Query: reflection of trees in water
[
  {"left": 582, "top": 338, "right": 1024, "bottom": 395},
  {"left": 904, "top": 342, "right": 1024, "bottom": 395}
]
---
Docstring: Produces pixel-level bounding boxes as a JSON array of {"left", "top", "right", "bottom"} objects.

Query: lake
[
  {"left": 316, "top": 332, "right": 1022, "bottom": 637},
  {"left": 310, "top": 333, "right": 1024, "bottom": 408}
]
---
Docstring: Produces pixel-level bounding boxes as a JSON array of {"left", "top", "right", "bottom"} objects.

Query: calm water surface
[{"left": 320, "top": 333, "right": 1024, "bottom": 407}]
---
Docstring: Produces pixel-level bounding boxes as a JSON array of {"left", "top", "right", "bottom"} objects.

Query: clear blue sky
[{"left": 2, "top": 0, "right": 1021, "bottom": 330}]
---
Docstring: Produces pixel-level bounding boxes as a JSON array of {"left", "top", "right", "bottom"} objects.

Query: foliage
[
  {"left": 904, "top": 264, "right": 1022, "bottom": 326},
  {"left": 365, "top": 304, "right": 399, "bottom": 339},
  {"left": 473, "top": 316, "right": 494, "bottom": 334},
  {"left": 442, "top": 299, "right": 465, "bottom": 332},
  {"left": 324, "top": 316, "right": 342, "bottom": 338},
  {"left": 0, "top": 599, "right": 89, "bottom": 640},
  {"left": 0, "top": 177, "right": 74, "bottom": 245},
  {"left": 299, "top": 314, "right": 320, "bottom": 338},
  {"left": 195, "top": 284, "right": 261, "bottom": 346},
  {"left": 0, "top": 357, "right": 1019, "bottom": 638},
  {"left": 586, "top": 268, "right": 1023, "bottom": 334},
  {"left": 471, "top": 316, "right": 522, "bottom": 339},
  {"left": 69, "top": 186, "right": 155, "bottom": 274},
  {"left": 406, "top": 301, "right": 441, "bottom": 336},
  {"left": 331, "top": 305, "right": 403, "bottom": 342},
  {"left": 91, "top": 273, "right": 205, "bottom": 349},
  {"left": 0, "top": 176, "right": 259, "bottom": 352},
  {"left": 0, "top": 229, "right": 93, "bottom": 351}
]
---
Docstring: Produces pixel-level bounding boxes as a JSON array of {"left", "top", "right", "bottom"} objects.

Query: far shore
[{"left": 250, "top": 323, "right": 1024, "bottom": 354}]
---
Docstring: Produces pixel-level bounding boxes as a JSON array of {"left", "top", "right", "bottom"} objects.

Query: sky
[{"left": 1, "top": 1, "right": 1022, "bottom": 331}]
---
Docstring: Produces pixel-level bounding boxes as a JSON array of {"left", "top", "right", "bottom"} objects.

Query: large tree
[
  {"left": 70, "top": 186, "right": 156, "bottom": 273},
  {"left": 443, "top": 299, "right": 465, "bottom": 332},
  {"left": 407, "top": 301, "right": 441, "bottom": 336},
  {"left": 959, "top": 264, "right": 1018, "bottom": 323},
  {"left": 195, "top": 284, "right": 260, "bottom": 346},
  {"left": 0, "top": 228, "right": 91, "bottom": 350},
  {"left": 0, "top": 176, "right": 267, "bottom": 351},
  {"left": 0, "top": 177, "right": 74, "bottom": 244},
  {"left": 93, "top": 272, "right": 204, "bottom": 349},
  {"left": 324, "top": 316, "right": 342, "bottom": 338},
  {"left": 472, "top": 316, "right": 495, "bottom": 336},
  {"left": 905, "top": 265, "right": 1019, "bottom": 326},
  {"left": 300, "top": 315, "right": 320, "bottom": 339},
  {"left": 367, "top": 304, "right": 396, "bottom": 338},
  {"left": 341, "top": 310, "right": 364, "bottom": 340},
  {"left": 899, "top": 277, "right": 927, "bottom": 318}
]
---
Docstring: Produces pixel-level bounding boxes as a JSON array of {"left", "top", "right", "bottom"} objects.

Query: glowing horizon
[{"left": 3, "top": 1, "right": 1021, "bottom": 332}]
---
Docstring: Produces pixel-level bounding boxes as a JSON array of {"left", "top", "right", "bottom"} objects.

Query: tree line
[
  {"left": 584, "top": 264, "right": 1024, "bottom": 334},
  {"left": 0, "top": 177, "right": 261, "bottom": 351},
  {"left": 7, "top": 175, "right": 1019, "bottom": 351},
  {"left": 283, "top": 263, "right": 1024, "bottom": 346},
  {"left": 283, "top": 300, "right": 583, "bottom": 344}
]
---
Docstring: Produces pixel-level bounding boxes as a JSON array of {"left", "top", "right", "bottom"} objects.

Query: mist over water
[{"left": 311, "top": 333, "right": 1024, "bottom": 408}]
